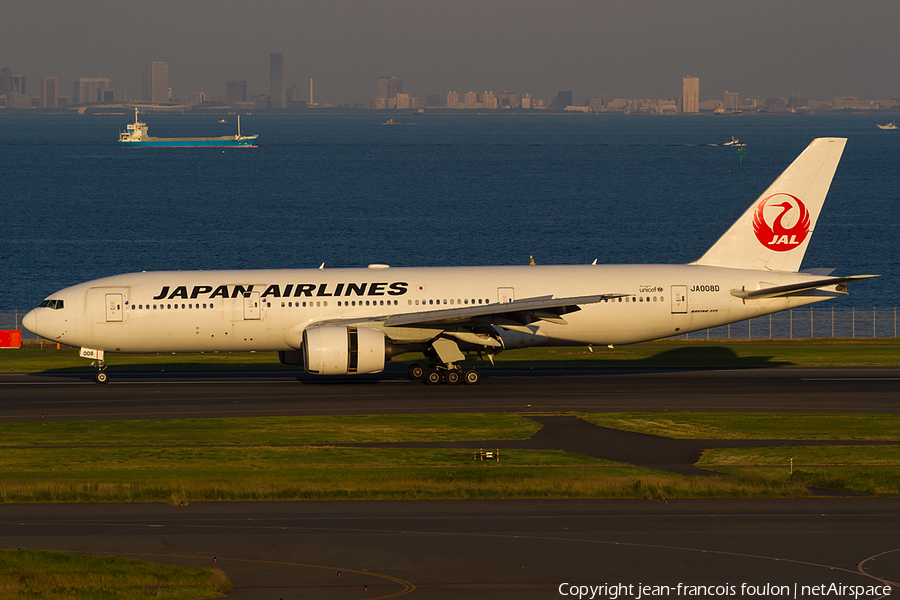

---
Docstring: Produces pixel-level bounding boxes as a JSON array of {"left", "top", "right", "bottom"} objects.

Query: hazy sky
[{"left": 5, "top": 0, "right": 899, "bottom": 104}]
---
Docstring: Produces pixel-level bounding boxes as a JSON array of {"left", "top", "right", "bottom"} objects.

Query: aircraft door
[
  {"left": 671, "top": 285, "right": 687, "bottom": 314},
  {"left": 243, "top": 291, "right": 261, "bottom": 320},
  {"left": 105, "top": 294, "right": 124, "bottom": 322},
  {"left": 498, "top": 287, "right": 515, "bottom": 304}
]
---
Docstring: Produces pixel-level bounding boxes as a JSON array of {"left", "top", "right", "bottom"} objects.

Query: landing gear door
[
  {"left": 671, "top": 285, "right": 687, "bottom": 314},
  {"left": 243, "top": 291, "right": 261, "bottom": 320},
  {"left": 105, "top": 293, "right": 124, "bottom": 322},
  {"left": 498, "top": 287, "right": 515, "bottom": 304}
]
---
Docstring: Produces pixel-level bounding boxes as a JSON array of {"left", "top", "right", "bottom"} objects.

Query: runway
[
  {"left": 0, "top": 365, "right": 899, "bottom": 420},
  {"left": 1, "top": 366, "right": 898, "bottom": 598}
]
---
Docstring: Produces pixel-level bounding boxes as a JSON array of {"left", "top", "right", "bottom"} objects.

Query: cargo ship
[{"left": 118, "top": 109, "right": 258, "bottom": 147}]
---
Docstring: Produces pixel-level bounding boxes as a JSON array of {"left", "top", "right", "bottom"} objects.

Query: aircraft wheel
[
  {"left": 94, "top": 370, "right": 109, "bottom": 384},
  {"left": 407, "top": 363, "right": 426, "bottom": 381},
  {"left": 463, "top": 369, "right": 480, "bottom": 385},
  {"left": 444, "top": 370, "right": 461, "bottom": 385},
  {"left": 423, "top": 369, "right": 443, "bottom": 385}
]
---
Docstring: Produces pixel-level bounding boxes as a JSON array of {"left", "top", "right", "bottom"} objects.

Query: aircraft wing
[
  {"left": 307, "top": 293, "right": 625, "bottom": 332},
  {"left": 730, "top": 275, "right": 880, "bottom": 300},
  {"left": 381, "top": 294, "right": 620, "bottom": 328}
]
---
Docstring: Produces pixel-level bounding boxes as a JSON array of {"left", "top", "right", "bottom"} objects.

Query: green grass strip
[
  {"left": 0, "top": 467, "right": 807, "bottom": 503},
  {"left": 0, "top": 549, "right": 230, "bottom": 599},
  {"left": 582, "top": 412, "right": 900, "bottom": 440},
  {"left": 699, "top": 446, "right": 900, "bottom": 497},
  {"left": 0, "top": 447, "right": 618, "bottom": 472},
  {"left": 0, "top": 414, "right": 540, "bottom": 446}
]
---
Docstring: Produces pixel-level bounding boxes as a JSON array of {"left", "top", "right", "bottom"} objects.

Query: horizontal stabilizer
[{"left": 730, "top": 275, "right": 880, "bottom": 300}]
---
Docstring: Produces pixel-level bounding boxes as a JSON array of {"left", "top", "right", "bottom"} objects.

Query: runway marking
[
  {"left": 857, "top": 548, "right": 900, "bottom": 587},
  {"left": 802, "top": 378, "right": 900, "bottom": 381},
  {"left": 66, "top": 550, "right": 416, "bottom": 599}
]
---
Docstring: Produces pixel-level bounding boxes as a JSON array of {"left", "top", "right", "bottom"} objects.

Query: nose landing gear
[{"left": 92, "top": 362, "right": 109, "bottom": 384}]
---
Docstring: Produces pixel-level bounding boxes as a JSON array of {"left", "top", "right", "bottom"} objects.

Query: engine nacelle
[{"left": 302, "top": 326, "right": 385, "bottom": 375}]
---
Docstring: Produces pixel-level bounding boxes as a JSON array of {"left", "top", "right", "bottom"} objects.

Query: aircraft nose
[{"left": 22, "top": 310, "right": 37, "bottom": 335}]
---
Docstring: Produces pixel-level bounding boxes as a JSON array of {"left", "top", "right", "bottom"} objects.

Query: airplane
[{"left": 23, "top": 137, "right": 877, "bottom": 385}]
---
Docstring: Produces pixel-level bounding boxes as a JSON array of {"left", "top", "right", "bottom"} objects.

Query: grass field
[
  {"left": 0, "top": 549, "right": 230, "bottom": 599},
  {"left": 581, "top": 412, "right": 900, "bottom": 440},
  {"left": 2, "top": 338, "right": 899, "bottom": 373},
  {"left": 0, "top": 413, "right": 897, "bottom": 502},
  {"left": 699, "top": 446, "right": 900, "bottom": 496}
]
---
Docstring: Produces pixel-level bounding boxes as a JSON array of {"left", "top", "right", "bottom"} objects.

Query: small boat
[
  {"left": 384, "top": 119, "right": 396, "bottom": 125},
  {"left": 218, "top": 119, "right": 227, "bottom": 123},
  {"left": 876, "top": 122, "right": 897, "bottom": 130},
  {"left": 723, "top": 137, "right": 744, "bottom": 146}
]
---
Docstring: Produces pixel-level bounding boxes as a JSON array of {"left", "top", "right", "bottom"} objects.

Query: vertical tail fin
[{"left": 692, "top": 137, "right": 847, "bottom": 272}]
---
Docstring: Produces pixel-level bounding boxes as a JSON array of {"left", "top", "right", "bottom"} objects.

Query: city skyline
[{"left": 3, "top": 0, "right": 899, "bottom": 105}]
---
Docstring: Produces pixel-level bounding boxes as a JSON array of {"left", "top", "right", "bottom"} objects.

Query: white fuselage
[{"left": 24, "top": 264, "right": 839, "bottom": 354}]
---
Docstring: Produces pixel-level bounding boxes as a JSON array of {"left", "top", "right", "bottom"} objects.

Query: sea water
[{"left": 0, "top": 113, "right": 897, "bottom": 311}]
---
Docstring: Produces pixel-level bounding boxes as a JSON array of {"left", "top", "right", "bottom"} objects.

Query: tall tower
[
  {"left": 682, "top": 76, "right": 699, "bottom": 113},
  {"left": 40, "top": 75, "right": 58, "bottom": 108},
  {"left": 378, "top": 76, "right": 390, "bottom": 100},
  {"left": 270, "top": 53, "right": 285, "bottom": 109},
  {"left": 142, "top": 62, "right": 169, "bottom": 103},
  {"left": 388, "top": 76, "right": 402, "bottom": 99}
]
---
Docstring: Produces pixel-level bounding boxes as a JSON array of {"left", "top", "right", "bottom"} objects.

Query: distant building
[
  {"left": 225, "top": 81, "right": 248, "bottom": 107},
  {"left": 388, "top": 76, "right": 402, "bottom": 99},
  {"left": 551, "top": 90, "right": 573, "bottom": 110},
  {"left": 446, "top": 91, "right": 459, "bottom": 109},
  {"left": 142, "top": 62, "right": 169, "bottom": 103},
  {"left": 378, "top": 76, "right": 391, "bottom": 100},
  {"left": 374, "top": 76, "right": 402, "bottom": 108},
  {"left": 682, "top": 76, "right": 699, "bottom": 113},
  {"left": 73, "top": 78, "right": 110, "bottom": 104},
  {"left": 40, "top": 75, "right": 58, "bottom": 109},
  {"left": 723, "top": 90, "right": 740, "bottom": 112},
  {"left": 269, "top": 54, "right": 285, "bottom": 109},
  {"left": 0, "top": 68, "right": 26, "bottom": 108},
  {"left": 496, "top": 91, "right": 518, "bottom": 109},
  {"left": 482, "top": 91, "right": 497, "bottom": 109}
]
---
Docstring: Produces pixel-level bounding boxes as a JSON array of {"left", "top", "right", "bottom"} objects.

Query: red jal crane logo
[{"left": 752, "top": 193, "right": 810, "bottom": 251}]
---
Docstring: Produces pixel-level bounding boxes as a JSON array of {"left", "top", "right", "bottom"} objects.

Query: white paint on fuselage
[{"left": 25, "top": 264, "right": 841, "bottom": 354}]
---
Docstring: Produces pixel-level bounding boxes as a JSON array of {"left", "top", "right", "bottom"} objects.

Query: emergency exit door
[
  {"left": 671, "top": 285, "right": 687, "bottom": 314},
  {"left": 105, "top": 294, "right": 123, "bottom": 322},
  {"left": 243, "top": 291, "right": 261, "bottom": 320}
]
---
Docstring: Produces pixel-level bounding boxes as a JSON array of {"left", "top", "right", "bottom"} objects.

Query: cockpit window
[{"left": 38, "top": 299, "right": 64, "bottom": 309}]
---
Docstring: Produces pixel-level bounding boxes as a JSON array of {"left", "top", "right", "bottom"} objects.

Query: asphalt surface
[
  {"left": 0, "top": 365, "right": 899, "bottom": 419},
  {"left": 0, "top": 365, "right": 898, "bottom": 598},
  {"left": 2, "top": 500, "right": 897, "bottom": 599}
]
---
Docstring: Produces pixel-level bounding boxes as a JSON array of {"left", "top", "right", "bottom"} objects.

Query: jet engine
[{"left": 300, "top": 326, "right": 385, "bottom": 375}]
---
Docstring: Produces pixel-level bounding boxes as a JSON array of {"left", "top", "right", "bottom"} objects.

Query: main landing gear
[{"left": 407, "top": 362, "right": 480, "bottom": 385}]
